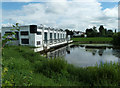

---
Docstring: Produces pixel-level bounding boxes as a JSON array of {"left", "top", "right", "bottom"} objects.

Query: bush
[
  {"left": 112, "top": 32, "right": 120, "bottom": 46},
  {"left": 2, "top": 46, "right": 119, "bottom": 86},
  {"left": 34, "top": 58, "right": 68, "bottom": 77}
]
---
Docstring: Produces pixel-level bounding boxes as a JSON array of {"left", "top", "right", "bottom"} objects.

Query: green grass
[
  {"left": 72, "top": 37, "right": 113, "bottom": 42},
  {"left": 2, "top": 46, "right": 119, "bottom": 86}
]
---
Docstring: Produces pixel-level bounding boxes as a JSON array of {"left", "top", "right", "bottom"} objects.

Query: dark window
[
  {"left": 37, "top": 41, "right": 41, "bottom": 45},
  {"left": 61, "top": 34, "right": 62, "bottom": 38},
  {"left": 21, "top": 31, "right": 28, "bottom": 35},
  {"left": 15, "top": 32, "right": 19, "bottom": 40},
  {"left": 5, "top": 32, "right": 12, "bottom": 39},
  {"left": 37, "top": 32, "right": 41, "bottom": 35},
  {"left": 5, "top": 32, "right": 12, "bottom": 34},
  {"left": 54, "top": 33, "right": 56, "bottom": 39},
  {"left": 44, "top": 32, "right": 47, "bottom": 41},
  {"left": 5, "top": 32, "right": 19, "bottom": 40},
  {"left": 50, "top": 33, "right": 52, "bottom": 39},
  {"left": 30, "top": 25, "right": 37, "bottom": 33},
  {"left": 58, "top": 33, "right": 59, "bottom": 39},
  {"left": 21, "top": 39, "right": 29, "bottom": 44}
]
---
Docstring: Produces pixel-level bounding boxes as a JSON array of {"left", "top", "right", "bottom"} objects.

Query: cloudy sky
[{"left": 1, "top": 0, "right": 119, "bottom": 32}]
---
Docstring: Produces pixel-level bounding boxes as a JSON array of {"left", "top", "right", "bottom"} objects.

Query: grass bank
[
  {"left": 72, "top": 37, "right": 113, "bottom": 44},
  {"left": 2, "top": 46, "right": 119, "bottom": 86}
]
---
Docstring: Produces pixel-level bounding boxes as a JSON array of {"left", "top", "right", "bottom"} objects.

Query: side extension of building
[{"left": 2, "top": 25, "right": 72, "bottom": 52}]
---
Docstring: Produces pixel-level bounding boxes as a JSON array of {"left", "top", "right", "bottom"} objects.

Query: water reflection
[
  {"left": 112, "top": 49, "right": 120, "bottom": 65},
  {"left": 47, "top": 45, "right": 70, "bottom": 58},
  {"left": 46, "top": 44, "right": 119, "bottom": 67}
]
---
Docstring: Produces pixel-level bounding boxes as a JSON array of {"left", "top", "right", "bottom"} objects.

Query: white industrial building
[{"left": 2, "top": 25, "right": 72, "bottom": 52}]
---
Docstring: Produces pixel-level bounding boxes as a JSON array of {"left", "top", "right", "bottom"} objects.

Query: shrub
[
  {"left": 34, "top": 58, "right": 68, "bottom": 76},
  {"left": 112, "top": 32, "right": 120, "bottom": 46}
]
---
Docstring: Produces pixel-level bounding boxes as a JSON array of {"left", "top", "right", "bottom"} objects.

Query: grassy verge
[
  {"left": 2, "top": 46, "right": 119, "bottom": 86},
  {"left": 72, "top": 37, "right": 113, "bottom": 43}
]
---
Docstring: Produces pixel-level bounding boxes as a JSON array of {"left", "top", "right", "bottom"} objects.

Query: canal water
[{"left": 45, "top": 44, "right": 120, "bottom": 67}]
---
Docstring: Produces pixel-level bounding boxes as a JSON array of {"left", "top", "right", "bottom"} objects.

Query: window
[
  {"left": 15, "top": 32, "right": 19, "bottom": 40},
  {"left": 5, "top": 32, "right": 12, "bottom": 34},
  {"left": 37, "top": 41, "right": 41, "bottom": 45},
  {"left": 44, "top": 32, "right": 47, "bottom": 41},
  {"left": 54, "top": 33, "right": 56, "bottom": 39},
  {"left": 58, "top": 33, "right": 59, "bottom": 39},
  {"left": 5, "top": 32, "right": 19, "bottom": 40},
  {"left": 61, "top": 34, "right": 62, "bottom": 38},
  {"left": 5, "top": 32, "right": 12, "bottom": 39},
  {"left": 21, "top": 39, "right": 29, "bottom": 44},
  {"left": 21, "top": 31, "right": 28, "bottom": 35},
  {"left": 37, "top": 32, "right": 41, "bottom": 35},
  {"left": 30, "top": 25, "right": 37, "bottom": 33},
  {"left": 50, "top": 33, "right": 52, "bottom": 39}
]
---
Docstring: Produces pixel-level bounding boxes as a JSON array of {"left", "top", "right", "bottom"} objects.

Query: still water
[{"left": 46, "top": 44, "right": 120, "bottom": 67}]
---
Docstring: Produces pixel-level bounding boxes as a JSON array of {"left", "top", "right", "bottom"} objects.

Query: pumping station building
[{"left": 2, "top": 25, "right": 72, "bottom": 52}]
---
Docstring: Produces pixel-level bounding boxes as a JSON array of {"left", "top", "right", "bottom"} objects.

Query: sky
[{"left": 1, "top": 0, "right": 119, "bottom": 32}]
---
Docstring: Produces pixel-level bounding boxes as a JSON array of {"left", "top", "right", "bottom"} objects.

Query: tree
[
  {"left": 99, "top": 25, "right": 105, "bottom": 37},
  {"left": 107, "top": 30, "right": 113, "bottom": 37},
  {"left": 112, "top": 32, "right": 120, "bottom": 46},
  {"left": 65, "top": 29, "right": 74, "bottom": 38},
  {"left": 115, "top": 29, "right": 117, "bottom": 33},
  {"left": 85, "top": 26, "right": 98, "bottom": 37},
  {"left": 2, "top": 23, "right": 20, "bottom": 48}
]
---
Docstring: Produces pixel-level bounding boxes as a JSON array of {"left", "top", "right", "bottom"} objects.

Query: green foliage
[
  {"left": 86, "top": 26, "right": 98, "bottom": 37},
  {"left": 2, "top": 46, "right": 119, "bottom": 86},
  {"left": 85, "top": 25, "right": 114, "bottom": 37},
  {"left": 34, "top": 58, "right": 68, "bottom": 76},
  {"left": 2, "top": 23, "right": 20, "bottom": 48},
  {"left": 99, "top": 25, "right": 106, "bottom": 37},
  {"left": 112, "top": 32, "right": 120, "bottom": 46},
  {"left": 72, "top": 37, "right": 113, "bottom": 43}
]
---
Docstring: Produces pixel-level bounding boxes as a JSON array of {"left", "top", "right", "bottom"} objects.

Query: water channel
[{"left": 44, "top": 44, "right": 120, "bottom": 67}]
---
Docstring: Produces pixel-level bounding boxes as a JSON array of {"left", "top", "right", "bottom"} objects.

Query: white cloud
[
  {"left": 3, "top": 0, "right": 33, "bottom": 2},
  {"left": 2, "top": 1, "right": 118, "bottom": 32},
  {"left": 2, "top": 0, "right": 119, "bottom": 2},
  {"left": 104, "top": 6, "right": 118, "bottom": 18}
]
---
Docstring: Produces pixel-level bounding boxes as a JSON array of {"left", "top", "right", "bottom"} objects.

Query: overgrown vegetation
[
  {"left": 112, "top": 32, "right": 120, "bottom": 46},
  {"left": 2, "top": 46, "right": 119, "bottom": 86}
]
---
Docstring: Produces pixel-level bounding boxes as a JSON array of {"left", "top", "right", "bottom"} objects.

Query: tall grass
[{"left": 2, "top": 46, "right": 119, "bottom": 86}]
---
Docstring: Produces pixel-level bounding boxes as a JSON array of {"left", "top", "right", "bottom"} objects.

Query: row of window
[
  {"left": 46, "top": 33, "right": 65, "bottom": 39},
  {"left": 21, "top": 31, "right": 42, "bottom": 35},
  {"left": 21, "top": 39, "right": 41, "bottom": 45},
  {"left": 5, "top": 31, "right": 65, "bottom": 37},
  {"left": 18, "top": 38, "right": 65, "bottom": 45}
]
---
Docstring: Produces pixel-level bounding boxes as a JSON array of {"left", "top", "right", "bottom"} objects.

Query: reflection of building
[
  {"left": 47, "top": 45, "right": 70, "bottom": 58},
  {"left": 2, "top": 25, "right": 73, "bottom": 52}
]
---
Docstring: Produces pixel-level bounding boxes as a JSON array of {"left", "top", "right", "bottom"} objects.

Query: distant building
[
  {"left": 2, "top": 25, "right": 72, "bottom": 52},
  {"left": 73, "top": 31, "right": 86, "bottom": 37}
]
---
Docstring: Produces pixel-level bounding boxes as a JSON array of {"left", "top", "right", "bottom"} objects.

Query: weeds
[{"left": 2, "top": 46, "right": 119, "bottom": 86}]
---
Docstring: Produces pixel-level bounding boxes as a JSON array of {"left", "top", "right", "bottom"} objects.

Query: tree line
[
  {"left": 86, "top": 25, "right": 115, "bottom": 37},
  {"left": 65, "top": 25, "right": 116, "bottom": 38}
]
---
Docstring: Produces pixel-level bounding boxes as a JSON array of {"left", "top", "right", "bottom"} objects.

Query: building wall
[
  {"left": 35, "top": 29, "right": 42, "bottom": 47},
  {"left": 2, "top": 25, "right": 68, "bottom": 48}
]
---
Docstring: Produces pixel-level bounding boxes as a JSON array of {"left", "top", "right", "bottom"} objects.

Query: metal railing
[{"left": 43, "top": 38, "right": 67, "bottom": 46}]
